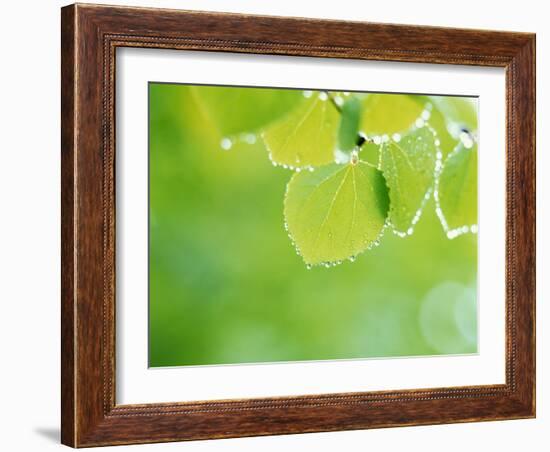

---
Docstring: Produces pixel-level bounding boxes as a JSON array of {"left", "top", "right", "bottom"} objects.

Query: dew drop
[
  {"left": 244, "top": 133, "right": 256, "bottom": 144},
  {"left": 318, "top": 92, "right": 328, "bottom": 101},
  {"left": 459, "top": 131, "right": 474, "bottom": 149},
  {"left": 415, "top": 118, "right": 425, "bottom": 128},
  {"left": 350, "top": 149, "right": 359, "bottom": 165},
  {"left": 392, "top": 133, "right": 401, "bottom": 143},
  {"left": 303, "top": 90, "right": 313, "bottom": 98},
  {"left": 220, "top": 137, "right": 233, "bottom": 150},
  {"left": 335, "top": 149, "right": 350, "bottom": 164}
]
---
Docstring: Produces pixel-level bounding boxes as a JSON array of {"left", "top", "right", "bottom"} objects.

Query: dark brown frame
[{"left": 61, "top": 3, "right": 536, "bottom": 447}]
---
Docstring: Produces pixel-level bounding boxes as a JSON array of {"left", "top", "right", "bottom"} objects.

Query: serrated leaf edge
[
  {"left": 283, "top": 161, "right": 389, "bottom": 268},
  {"left": 434, "top": 141, "right": 478, "bottom": 239},
  {"left": 378, "top": 122, "right": 443, "bottom": 237},
  {"left": 261, "top": 95, "right": 337, "bottom": 171}
]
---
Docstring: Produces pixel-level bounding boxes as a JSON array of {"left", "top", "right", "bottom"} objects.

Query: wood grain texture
[
  {"left": 61, "top": 5, "right": 76, "bottom": 446},
  {"left": 60, "top": 3, "right": 536, "bottom": 447}
]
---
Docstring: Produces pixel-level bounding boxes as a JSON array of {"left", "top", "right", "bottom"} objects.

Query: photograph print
[{"left": 148, "top": 83, "right": 478, "bottom": 368}]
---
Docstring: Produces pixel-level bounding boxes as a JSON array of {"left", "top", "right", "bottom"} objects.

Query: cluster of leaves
[{"left": 191, "top": 86, "right": 478, "bottom": 268}]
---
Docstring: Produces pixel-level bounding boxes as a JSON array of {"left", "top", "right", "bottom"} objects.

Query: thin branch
[
  {"left": 324, "top": 91, "right": 374, "bottom": 153},
  {"left": 324, "top": 91, "right": 342, "bottom": 113}
]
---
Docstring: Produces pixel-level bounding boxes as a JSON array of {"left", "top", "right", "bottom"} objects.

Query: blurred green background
[{"left": 148, "top": 83, "right": 477, "bottom": 367}]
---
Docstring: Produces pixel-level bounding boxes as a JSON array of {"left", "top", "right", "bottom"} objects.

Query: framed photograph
[{"left": 61, "top": 3, "right": 536, "bottom": 447}]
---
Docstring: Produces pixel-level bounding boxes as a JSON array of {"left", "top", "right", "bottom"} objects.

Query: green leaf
[
  {"left": 358, "top": 140, "right": 381, "bottom": 167},
  {"left": 429, "top": 96, "right": 478, "bottom": 133},
  {"left": 379, "top": 125, "right": 438, "bottom": 233},
  {"left": 436, "top": 142, "right": 478, "bottom": 234},
  {"left": 284, "top": 161, "right": 389, "bottom": 266},
  {"left": 359, "top": 94, "right": 424, "bottom": 136},
  {"left": 338, "top": 97, "right": 361, "bottom": 151},
  {"left": 262, "top": 93, "right": 340, "bottom": 169},
  {"left": 419, "top": 101, "right": 459, "bottom": 158},
  {"left": 406, "top": 94, "right": 459, "bottom": 158},
  {"left": 190, "top": 85, "right": 302, "bottom": 136}
]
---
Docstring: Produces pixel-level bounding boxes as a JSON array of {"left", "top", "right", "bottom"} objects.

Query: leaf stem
[
  {"left": 325, "top": 91, "right": 343, "bottom": 113},
  {"left": 325, "top": 91, "right": 375, "bottom": 152}
]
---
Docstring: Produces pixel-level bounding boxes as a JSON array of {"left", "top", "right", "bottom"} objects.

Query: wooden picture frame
[{"left": 61, "top": 3, "right": 536, "bottom": 447}]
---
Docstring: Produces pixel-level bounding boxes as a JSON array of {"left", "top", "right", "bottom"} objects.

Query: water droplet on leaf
[{"left": 220, "top": 137, "right": 233, "bottom": 150}]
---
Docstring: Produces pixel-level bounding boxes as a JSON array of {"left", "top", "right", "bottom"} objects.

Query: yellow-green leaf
[
  {"left": 380, "top": 125, "right": 438, "bottom": 233},
  {"left": 436, "top": 142, "right": 478, "bottom": 234},
  {"left": 429, "top": 96, "right": 478, "bottom": 134},
  {"left": 409, "top": 95, "right": 459, "bottom": 158},
  {"left": 284, "top": 161, "right": 389, "bottom": 266},
  {"left": 190, "top": 85, "right": 302, "bottom": 137},
  {"left": 262, "top": 93, "right": 340, "bottom": 169},
  {"left": 359, "top": 94, "right": 424, "bottom": 136}
]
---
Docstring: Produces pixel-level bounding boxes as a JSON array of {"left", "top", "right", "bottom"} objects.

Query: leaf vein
[{"left": 311, "top": 166, "right": 352, "bottom": 256}]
